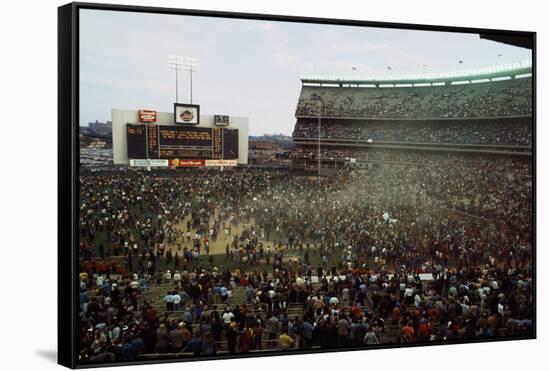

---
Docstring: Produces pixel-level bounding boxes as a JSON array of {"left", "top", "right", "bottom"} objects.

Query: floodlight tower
[
  {"left": 168, "top": 55, "right": 185, "bottom": 103},
  {"left": 183, "top": 57, "right": 199, "bottom": 104}
]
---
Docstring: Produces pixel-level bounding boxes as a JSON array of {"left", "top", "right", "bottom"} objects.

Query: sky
[{"left": 79, "top": 9, "right": 531, "bottom": 136}]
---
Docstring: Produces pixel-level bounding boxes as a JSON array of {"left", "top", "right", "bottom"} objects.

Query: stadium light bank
[{"left": 300, "top": 60, "right": 532, "bottom": 87}]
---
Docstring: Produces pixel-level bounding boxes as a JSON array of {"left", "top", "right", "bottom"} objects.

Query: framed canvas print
[{"left": 58, "top": 2, "right": 536, "bottom": 368}]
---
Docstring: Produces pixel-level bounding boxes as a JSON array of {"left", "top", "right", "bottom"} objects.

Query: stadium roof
[{"left": 300, "top": 60, "right": 532, "bottom": 87}]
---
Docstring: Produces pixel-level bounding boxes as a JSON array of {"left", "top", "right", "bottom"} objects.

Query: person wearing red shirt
[
  {"left": 402, "top": 321, "right": 415, "bottom": 342},
  {"left": 238, "top": 328, "right": 252, "bottom": 353}
]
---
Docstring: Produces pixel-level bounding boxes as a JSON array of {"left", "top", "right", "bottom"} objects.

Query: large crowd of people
[
  {"left": 292, "top": 119, "right": 532, "bottom": 146},
  {"left": 295, "top": 77, "right": 532, "bottom": 119},
  {"left": 77, "top": 158, "right": 533, "bottom": 363}
]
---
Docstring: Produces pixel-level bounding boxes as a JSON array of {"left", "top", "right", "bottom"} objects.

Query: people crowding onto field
[
  {"left": 78, "top": 162, "right": 533, "bottom": 362},
  {"left": 289, "top": 151, "right": 532, "bottom": 233}
]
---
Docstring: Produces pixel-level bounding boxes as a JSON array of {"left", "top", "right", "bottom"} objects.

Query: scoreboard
[{"left": 127, "top": 124, "right": 239, "bottom": 160}]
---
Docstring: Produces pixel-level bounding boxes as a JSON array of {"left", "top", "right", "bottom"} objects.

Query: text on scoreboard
[{"left": 126, "top": 124, "right": 238, "bottom": 160}]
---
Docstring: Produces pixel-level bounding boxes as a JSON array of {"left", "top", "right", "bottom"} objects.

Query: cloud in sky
[{"left": 79, "top": 9, "right": 531, "bottom": 135}]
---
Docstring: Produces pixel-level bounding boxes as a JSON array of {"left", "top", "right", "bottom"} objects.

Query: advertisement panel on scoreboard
[
  {"left": 205, "top": 159, "right": 237, "bottom": 167},
  {"left": 138, "top": 109, "right": 157, "bottom": 123},
  {"left": 168, "top": 159, "right": 205, "bottom": 167},
  {"left": 129, "top": 159, "right": 168, "bottom": 167}
]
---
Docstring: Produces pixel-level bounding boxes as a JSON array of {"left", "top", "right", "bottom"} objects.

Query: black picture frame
[{"left": 58, "top": 2, "right": 536, "bottom": 369}]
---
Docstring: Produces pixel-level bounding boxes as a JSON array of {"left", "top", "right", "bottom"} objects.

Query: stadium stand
[
  {"left": 295, "top": 77, "right": 532, "bottom": 119},
  {"left": 291, "top": 64, "right": 533, "bottom": 171}
]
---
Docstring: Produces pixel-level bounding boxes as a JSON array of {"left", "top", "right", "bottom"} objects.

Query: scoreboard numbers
[{"left": 127, "top": 124, "right": 238, "bottom": 160}]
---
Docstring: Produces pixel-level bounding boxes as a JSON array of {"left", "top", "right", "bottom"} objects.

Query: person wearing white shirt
[
  {"left": 173, "top": 292, "right": 182, "bottom": 311},
  {"left": 414, "top": 293, "right": 422, "bottom": 308},
  {"left": 163, "top": 292, "right": 174, "bottom": 312},
  {"left": 222, "top": 310, "right": 234, "bottom": 324},
  {"left": 404, "top": 287, "right": 414, "bottom": 304}
]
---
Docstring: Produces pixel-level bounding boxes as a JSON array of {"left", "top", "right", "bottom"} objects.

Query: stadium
[{"left": 77, "top": 61, "right": 533, "bottom": 362}]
